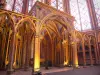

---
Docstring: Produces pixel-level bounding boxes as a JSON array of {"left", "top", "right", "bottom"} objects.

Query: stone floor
[
  {"left": 0, "top": 66, "right": 100, "bottom": 75},
  {"left": 45, "top": 66, "right": 100, "bottom": 75},
  {"left": 40, "top": 67, "right": 73, "bottom": 74}
]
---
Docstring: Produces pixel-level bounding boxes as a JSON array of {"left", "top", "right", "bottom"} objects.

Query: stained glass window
[
  {"left": 28, "top": 0, "right": 37, "bottom": 11},
  {"left": 70, "top": 0, "right": 91, "bottom": 31},
  {"left": 58, "top": 0, "right": 63, "bottom": 11},
  {"left": 6, "top": 0, "right": 92, "bottom": 31},
  {"left": 14, "top": 0, "right": 23, "bottom": 13},
  {"left": 51, "top": 0, "right": 57, "bottom": 8},
  {"left": 6, "top": 0, "right": 14, "bottom": 11},
  {"left": 28, "top": 0, "right": 42, "bottom": 11},
  {"left": 70, "top": 0, "right": 81, "bottom": 31},
  {"left": 51, "top": 0, "right": 63, "bottom": 11},
  {"left": 93, "top": 0, "right": 100, "bottom": 26}
]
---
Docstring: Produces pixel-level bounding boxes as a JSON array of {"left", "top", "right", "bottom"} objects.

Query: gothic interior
[{"left": 0, "top": 0, "right": 100, "bottom": 74}]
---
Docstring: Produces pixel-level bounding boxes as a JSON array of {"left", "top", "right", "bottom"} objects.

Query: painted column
[
  {"left": 55, "top": 38, "right": 57, "bottom": 65},
  {"left": 13, "top": 39, "right": 18, "bottom": 68},
  {"left": 72, "top": 31, "right": 78, "bottom": 68},
  {"left": 54, "top": 37, "right": 57, "bottom": 65},
  {"left": 33, "top": 6, "right": 40, "bottom": 72},
  {"left": 24, "top": 34, "right": 30, "bottom": 70},
  {"left": 61, "top": 39, "right": 64, "bottom": 65},
  {"left": 86, "top": 0, "right": 100, "bottom": 64},
  {"left": 51, "top": 38, "right": 54, "bottom": 66},
  {"left": 32, "top": 36, "right": 35, "bottom": 73},
  {"left": 63, "top": 40, "right": 69, "bottom": 66},
  {"left": 54, "top": 38, "right": 56, "bottom": 65},
  {"left": 7, "top": 31, "right": 15, "bottom": 74},
  {"left": 82, "top": 39, "right": 86, "bottom": 66},
  {"left": 96, "top": 32, "right": 100, "bottom": 64},
  {"left": 60, "top": 40, "right": 62, "bottom": 65},
  {"left": 1, "top": 33, "right": 6, "bottom": 68},
  {"left": 5, "top": 31, "right": 11, "bottom": 68},
  {"left": 46, "top": 39, "right": 48, "bottom": 61},
  {"left": 88, "top": 39, "right": 93, "bottom": 66},
  {"left": 31, "top": 35, "right": 35, "bottom": 59},
  {"left": 72, "top": 42, "right": 78, "bottom": 67},
  {"left": 21, "top": 36, "right": 26, "bottom": 68},
  {"left": 34, "top": 35, "right": 40, "bottom": 71},
  {"left": 94, "top": 38, "right": 98, "bottom": 64},
  {"left": 95, "top": 32, "right": 100, "bottom": 64}
]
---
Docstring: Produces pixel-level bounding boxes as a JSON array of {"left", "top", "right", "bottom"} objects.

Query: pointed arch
[
  {"left": 83, "top": 34, "right": 90, "bottom": 44},
  {"left": 40, "top": 26, "right": 52, "bottom": 41},
  {"left": 15, "top": 17, "right": 36, "bottom": 33},
  {"left": 40, "top": 12, "right": 74, "bottom": 31},
  {"left": 47, "top": 25, "right": 61, "bottom": 38},
  {"left": 50, "top": 20, "right": 61, "bottom": 36},
  {"left": 75, "top": 31, "right": 83, "bottom": 39},
  {"left": 0, "top": 11, "right": 15, "bottom": 31},
  {"left": 54, "top": 19, "right": 72, "bottom": 31}
]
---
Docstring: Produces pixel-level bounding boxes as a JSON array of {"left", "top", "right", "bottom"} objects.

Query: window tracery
[
  {"left": 93, "top": 0, "right": 100, "bottom": 26},
  {"left": 70, "top": 0, "right": 91, "bottom": 31},
  {"left": 6, "top": 0, "right": 95, "bottom": 31},
  {"left": 14, "top": 0, "right": 23, "bottom": 13},
  {"left": 6, "top": 0, "right": 14, "bottom": 10},
  {"left": 51, "top": 0, "right": 63, "bottom": 11}
]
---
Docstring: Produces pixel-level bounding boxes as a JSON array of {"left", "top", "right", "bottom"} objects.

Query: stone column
[
  {"left": 60, "top": 40, "right": 62, "bottom": 65},
  {"left": 21, "top": 36, "right": 26, "bottom": 68},
  {"left": 71, "top": 32, "right": 78, "bottom": 68},
  {"left": 24, "top": 34, "right": 30, "bottom": 70},
  {"left": 32, "top": 36, "right": 35, "bottom": 73},
  {"left": 34, "top": 35, "right": 40, "bottom": 72},
  {"left": 13, "top": 39, "right": 18, "bottom": 68},
  {"left": 95, "top": 32, "right": 100, "bottom": 64},
  {"left": 98, "top": 42, "right": 100, "bottom": 64},
  {"left": 82, "top": 39, "right": 86, "bottom": 66},
  {"left": 66, "top": 42, "right": 69, "bottom": 65},
  {"left": 61, "top": 39, "right": 64, "bottom": 65},
  {"left": 55, "top": 38, "right": 57, "bottom": 65},
  {"left": 72, "top": 42, "right": 78, "bottom": 68},
  {"left": 7, "top": 31, "right": 15, "bottom": 75},
  {"left": 88, "top": 39, "right": 93, "bottom": 66},
  {"left": 94, "top": 39, "right": 98, "bottom": 64},
  {"left": 51, "top": 38, "right": 54, "bottom": 66},
  {"left": 63, "top": 40, "right": 69, "bottom": 66},
  {"left": 32, "top": 6, "right": 41, "bottom": 73},
  {"left": 87, "top": 0, "right": 100, "bottom": 64}
]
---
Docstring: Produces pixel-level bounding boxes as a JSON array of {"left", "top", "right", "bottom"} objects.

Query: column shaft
[
  {"left": 82, "top": 39, "right": 86, "bottom": 66},
  {"left": 7, "top": 32, "right": 15, "bottom": 74},
  {"left": 88, "top": 40, "right": 93, "bottom": 65},
  {"left": 72, "top": 32, "right": 78, "bottom": 67},
  {"left": 34, "top": 36, "right": 40, "bottom": 71}
]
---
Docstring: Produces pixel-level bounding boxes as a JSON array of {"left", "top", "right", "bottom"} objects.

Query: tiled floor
[
  {"left": 45, "top": 66, "right": 100, "bottom": 75},
  {"left": 40, "top": 67, "right": 73, "bottom": 74},
  {"left": 0, "top": 66, "right": 100, "bottom": 75},
  {"left": 0, "top": 69, "right": 32, "bottom": 75}
]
